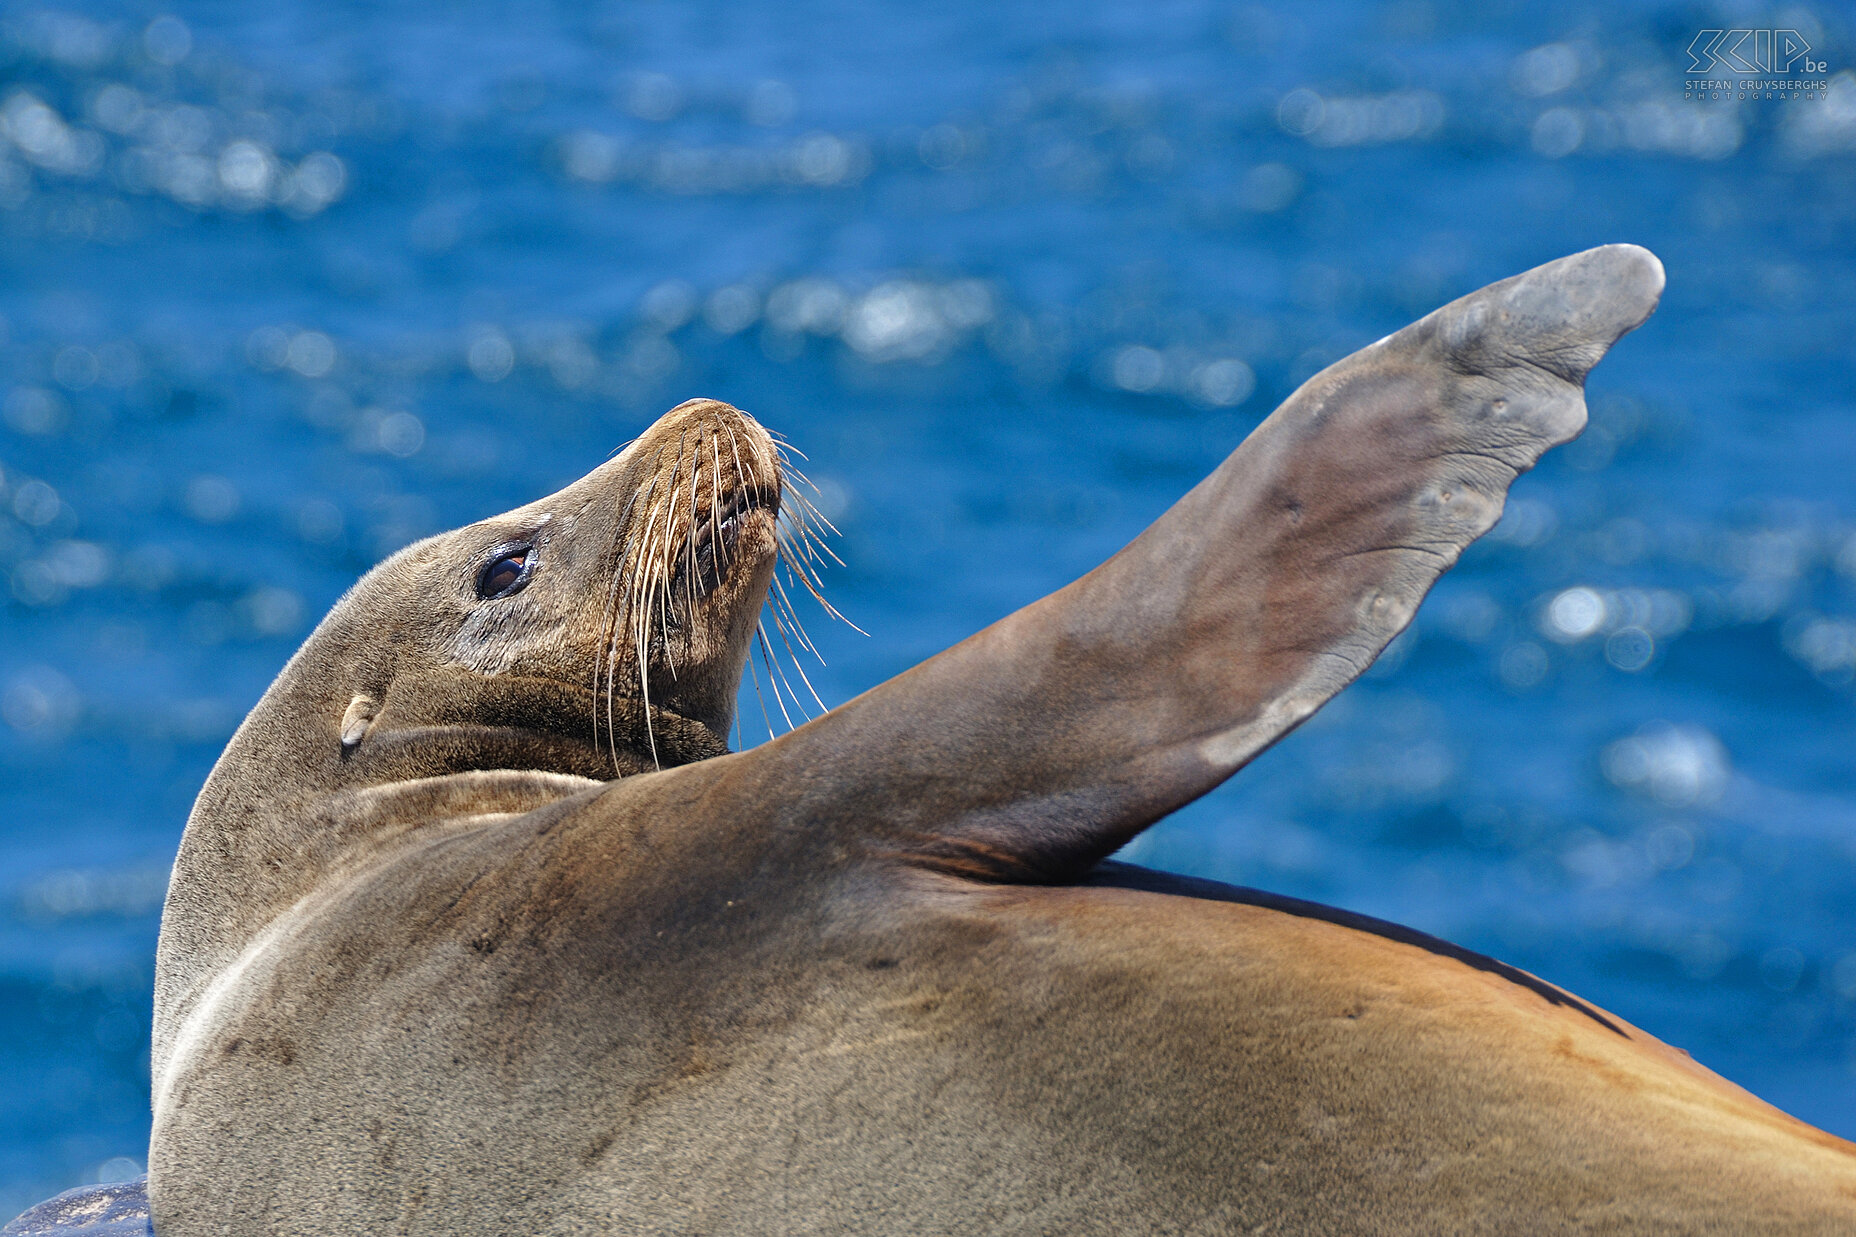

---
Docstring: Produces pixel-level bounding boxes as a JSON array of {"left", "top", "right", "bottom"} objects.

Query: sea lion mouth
[{"left": 677, "top": 484, "right": 780, "bottom": 604}]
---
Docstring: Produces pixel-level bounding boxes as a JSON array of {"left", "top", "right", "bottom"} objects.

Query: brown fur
[{"left": 147, "top": 248, "right": 1856, "bottom": 1234}]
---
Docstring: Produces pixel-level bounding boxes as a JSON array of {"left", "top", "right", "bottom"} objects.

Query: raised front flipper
[{"left": 715, "top": 245, "right": 1664, "bottom": 880}]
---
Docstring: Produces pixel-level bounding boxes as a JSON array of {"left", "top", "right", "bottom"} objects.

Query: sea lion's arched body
[{"left": 109, "top": 245, "right": 1856, "bottom": 1233}]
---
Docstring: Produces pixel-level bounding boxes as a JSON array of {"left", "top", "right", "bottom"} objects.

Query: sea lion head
[
  {"left": 167, "top": 398, "right": 809, "bottom": 944},
  {"left": 437, "top": 398, "right": 779, "bottom": 732},
  {"left": 316, "top": 396, "right": 803, "bottom": 781}
]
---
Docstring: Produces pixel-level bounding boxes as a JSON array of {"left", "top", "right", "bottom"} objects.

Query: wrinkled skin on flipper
[{"left": 141, "top": 246, "right": 1856, "bottom": 1236}]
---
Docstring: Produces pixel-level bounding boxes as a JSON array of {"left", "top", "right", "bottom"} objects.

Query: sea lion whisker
[
  {"left": 772, "top": 510, "right": 823, "bottom": 571},
  {"left": 748, "top": 631, "right": 782, "bottom": 741},
  {"left": 737, "top": 445, "right": 767, "bottom": 510},
  {"left": 709, "top": 434, "right": 727, "bottom": 583},
  {"left": 762, "top": 612, "right": 821, "bottom": 721},
  {"left": 682, "top": 439, "right": 701, "bottom": 616},
  {"left": 621, "top": 548, "right": 645, "bottom": 694},
  {"left": 636, "top": 557, "right": 662, "bottom": 768},
  {"left": 606, "top": 523, "right": 640, "bottom": 769},
  {"left": 650, "top": 505, "right": 679, "bottom": 675},
  {"left": 755, "top": 621, "right": 800, "bottom": 732},
  {"left": 750, "top": 433, "right": 777, "bottom": 502},
  {"left": 769, "top": 586, "right": 822, "bottom": 668},
  {"left": 627, "top": 507, "right": 656, "bottom": 761},
  {"left": 768, "top": 441, "right": 815, "bottom": 478},
  {"left": 774, "top": 500, "right": 824, "bottom": 562},
  {"left": 642, "top": 531, "right": 665, "bottom": 655},
  {"left": 775, "top": 547, "right": 863, "bottom": 638},
  {"left": 774, "top": 537, "right": 864, "bottom": 634},
  {"left": 781, "top": 491, "right": 827, "bottom": 546},
  {"left": 634, "top": 495, "right": 665, "bottom": 649},
  {"left": 742, "top": 633, "right": 775, "bottom": 746},
  {"left": 792, "top": 490, "right": 845, "bottom": 548},
  {"left": 663, "top": 431, "right": 690, "bottom": 633},
  {"left": 768, "top": 460, "right": 827, "bottom": 523},
  {"left": 654, "top": 567, "right": 678, "bottom": 680},
  {"left": 778, "top": 488, "right": 845, "bottom": 569},
  {"left": 767, "top": 574, "right": 825, "bottom": 664},
  {"left": 773, "top": 532, "right": 822, "bottom": 595},
  {"left": 618, "top": 543, "right": 654, "bottom": 767},
  {"left": 767, "top": 586, "right": 825, "bottom": 672},
  {"left": 723, "top": 423, "right": 759, "bottom": 547},
  {"left": 723, "top": 420, "right": 748, "bottom": 492},
  {"left": 630, "top": 489, "right": 676, "bottom": 760},
  {"left": 783, "top": 552, "right": 845, "bottom": 615},
  {"left": 687, "top": 435, "right": 705, "bottom": 609},
  {"left": 769, "top": 454, "right": 822, "bottom": 506},
  {"left": 776, "top": 529, "right": 834, "bottom": 592},
  {"left": 764, "top": 603, "right": 828, "bottom": 713},
  {"left": 729, "top": 450, "right": 851, "bottom": 633},
  {"left": 597, "top": 482, "right": 652, "bottom": 772},
  {"left": 765, "top": 595, "right": 821, "bottom": 689},
  {"left": 605, "top": 539, "right": 639, "bottom": 772}
]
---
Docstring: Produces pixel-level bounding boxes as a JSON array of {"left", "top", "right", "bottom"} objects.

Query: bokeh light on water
[{"left": 1, "top": 0, "right": 1854, "bottom": 1211}]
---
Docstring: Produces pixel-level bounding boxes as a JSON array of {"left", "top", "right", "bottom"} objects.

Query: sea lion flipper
[{"left": 753, "top": 246, "right": 1663, "bottom": 882}]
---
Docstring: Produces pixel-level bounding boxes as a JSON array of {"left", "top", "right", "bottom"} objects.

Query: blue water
[{"left": 2, "top": 0, "right": 1854, "bottom": 1213}]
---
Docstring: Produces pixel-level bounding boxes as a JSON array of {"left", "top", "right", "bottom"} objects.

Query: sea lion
[{"left": 68, "top": 244, "right": 1855, "bottom": 1234}]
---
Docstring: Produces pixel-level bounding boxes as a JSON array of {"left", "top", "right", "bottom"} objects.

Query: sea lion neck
[
  {"left": 340, "top": 667, "right": 732, "bottom": 785},
  {"left": 154, "top": 398, "right": 787, "bottom": 1085}
]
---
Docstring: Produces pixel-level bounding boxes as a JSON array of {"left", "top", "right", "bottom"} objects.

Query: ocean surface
[{"left": 1, "top": 0, "right": 1853, "bottom": 1212}]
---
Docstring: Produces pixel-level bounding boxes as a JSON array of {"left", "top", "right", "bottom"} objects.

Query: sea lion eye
[{"left": 477, "top": 547, "right": 533, "bottom": 599}]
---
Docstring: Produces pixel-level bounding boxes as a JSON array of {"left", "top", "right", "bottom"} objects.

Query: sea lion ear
[
  {"left": 339, "top": 695, "right": 378, "bottom": 749},
  {"left": 749, "top": 245, "right": 1664, "bottom": 883}
]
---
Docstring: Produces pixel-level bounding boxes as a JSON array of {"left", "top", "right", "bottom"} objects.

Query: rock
[{"left": 1, "top": 1178, "right": 151, "bottom": 1237}]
